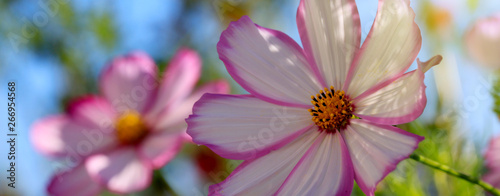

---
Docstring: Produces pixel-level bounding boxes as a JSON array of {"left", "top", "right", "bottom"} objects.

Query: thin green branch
[{"left": 410, "top": 153, "right": 500, "bottom": 196}]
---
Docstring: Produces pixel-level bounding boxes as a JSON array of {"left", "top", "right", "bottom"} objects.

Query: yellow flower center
[
  {"left": 115, "top": 111, "right": 149, "bottom": 145},
  {"left": 422, "top": 2, "right": 452, "bottom": 33},
  {"left": 309, "top": 86, "right": 353, "bottom": 132}
]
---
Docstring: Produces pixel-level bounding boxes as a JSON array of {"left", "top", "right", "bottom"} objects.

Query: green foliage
[
  {"left": 367, "top": 120, "right": 484, "bottom": 196},
  {"left": 89, "top": 12, "right": 117, "bottom": 51},
  {"left": 58, "top": 2, "right": 76, "bottom": 31},
  {"left": 492, "top": 73, "right": 500, "bottom": 117}
]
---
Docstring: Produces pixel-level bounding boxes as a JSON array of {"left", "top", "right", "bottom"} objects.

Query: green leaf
[{"left": 89, "top": 12, "right": 117, "bottom": 51}]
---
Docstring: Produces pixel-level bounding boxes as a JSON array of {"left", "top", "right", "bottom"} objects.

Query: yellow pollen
[
  {"left": 309, "top": 86, "right": 353, "bottom": 132},
  {"left": 115, "top": 111, "right": 149, "bottom": 145}
]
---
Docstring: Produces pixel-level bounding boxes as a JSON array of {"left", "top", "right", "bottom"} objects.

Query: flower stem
[{"left": 410, "top": 153, "right": 500, "bottom": 196}]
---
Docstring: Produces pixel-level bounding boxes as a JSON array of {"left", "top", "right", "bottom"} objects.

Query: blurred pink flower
[
  {"left": 484, "top": 136, "right": 500, "bottom": 188},
  {"left": 187, "top": 0, "right": 441, "bottom": 195},
  {"left": 466, "top": 14, "right": 500, "bottom": 68},
  {"left": 31, "top": 49, "right": 229, "bottom": 195}
]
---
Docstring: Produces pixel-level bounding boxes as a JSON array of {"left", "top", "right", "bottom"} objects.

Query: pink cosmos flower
[
  {"left": 186, "top": 0, "right": 442, "bottom": 195},
  {"left": 465, "top": 13, "right": 500, "bottom": 68},
  {"left": 484, "top": 136, "right": 500, "bottom": 188},
  {"left": 31, "top": 49, "right": 229, "bottom": 195}
]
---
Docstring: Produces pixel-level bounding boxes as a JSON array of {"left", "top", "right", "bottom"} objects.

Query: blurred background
[{"left": 1, "top": 0, "right": 500, "bottom": 195}]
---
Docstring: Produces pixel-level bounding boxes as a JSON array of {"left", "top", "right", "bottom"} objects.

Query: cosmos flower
[
  {"left": 420, "top": 1, "right": 452, "bottom": 38},
  {"left": 465, "top": 13, "right": 500, "bottom": 68},
  {"left": 483, "top": 136, "right": 500, "bottom": 188},
  {"left": 31, "top": 49, "right": 229, "bottom": 195},
  {"left": 186, "top": 0, "right": 442, "bottom": 195}
]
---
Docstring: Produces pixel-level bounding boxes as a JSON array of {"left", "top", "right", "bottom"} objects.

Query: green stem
[
  {"left": 153, "top": 170, "right": 178, "bottom": 196},
  {"left": 410, "top": 153, "right": 500, "bottom": 196}
]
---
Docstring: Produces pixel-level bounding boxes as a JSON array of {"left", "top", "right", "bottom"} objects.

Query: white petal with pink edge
[
  {"left": 85, "top": 147, "right": 152, "bottom": 194},
  {"left": 99, "top": 52, "right": 158, "bottom": 114},
  {"left": 345, "top": 0, "right": 422, "bottom": 98},
  {"left": 146, "top": 48, "right": 201, "bottom": 119},
  {"left": 149, "top": 80, "right": 230, "bottom": 132},
  {"left": 48, "top": 164, "right": 101, "bottom": 196},
  {"left": 341, "top": 119, "right": 423, "bottom": 196},
  {"left": 218, "top": 16, "right": 323, "bottom": 108},
  {"left": 352, "top": 69, "right": 425, "bottom": 125},
  {"left": 209, "top": 129, "right": 321, "bottom": 196},
  {"left": 31, "top": 115, "right": 116, "bottom": 158},
  {"left": 297, "top": 0, "right": 361, "bottom": 89},
  {"left": 187, "top": 94, "right": 313, "bottom": 160},
  {"left": 138, "top": 131, "right": 183, "bottom": 169},
  {"left": 67, "top": 96, "right": 117, "bottom": 131},
  {"left": 352, "top": 55, "right": 441, "bottom": 125},
  {"left": 276, "top": 132, "right": 354, "bottom": 196}
]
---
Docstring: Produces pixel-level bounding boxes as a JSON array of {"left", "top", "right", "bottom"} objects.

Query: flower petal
[
  {"left": 345, "top": 0, "right": 422, "bottom": 98},
  {"left": 99, "top": 52, "right": 158, "bottom": 113},
  {"left": 465, "top": 14, "right": 500, "bottom": 67},
  {"left": 341, "top": 119, "right": 423, "bottom": 196},
  {"left": 146, "top": 48, "right": 201, "bottom": 119},
  {"left": 149, "top": 80, "right": 230, "bottom": 132},
  {"left": 67, "top": 95, "right": 117, "bottom": 130},
  {"left": 187, "top": 94, "right": 313, "bottom": 160},
  {"left": 417, "top": 55, "right": 443, "bottom": 73},
  {"left": 48, "top": 164, "right": 102, "bottom": 196},
  {"left": 31, "top": 115, "right": 116, "bottom": 158},
  {"left": 485, "top": 136, "right": 500, "bottom": 171},
  {"left": 85, "top": 147, "right": 152, "bottom": 194},
  {"left": 218, "top": 16, "right": 323, "bottom": 108},
  {"left": 297, "top": 0, "right": 361, "bottom": 89},
  {"left": 276, "top": 132, "right": 354, "bottom": 195},
  {"left": 209, "top": 130, "right": 321, "bottom": 196},
  {"left": 483, "top": 171, "right": 500, "bottom": 189},
  {"left": 352, "top": 55, "right": 441, "bottom": 125},
  {"left": 138, "top": 132, "right": 183, "bottom": 169},
  {"left": 352, "top": 69, "right": 424, "bottom": 125}
]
